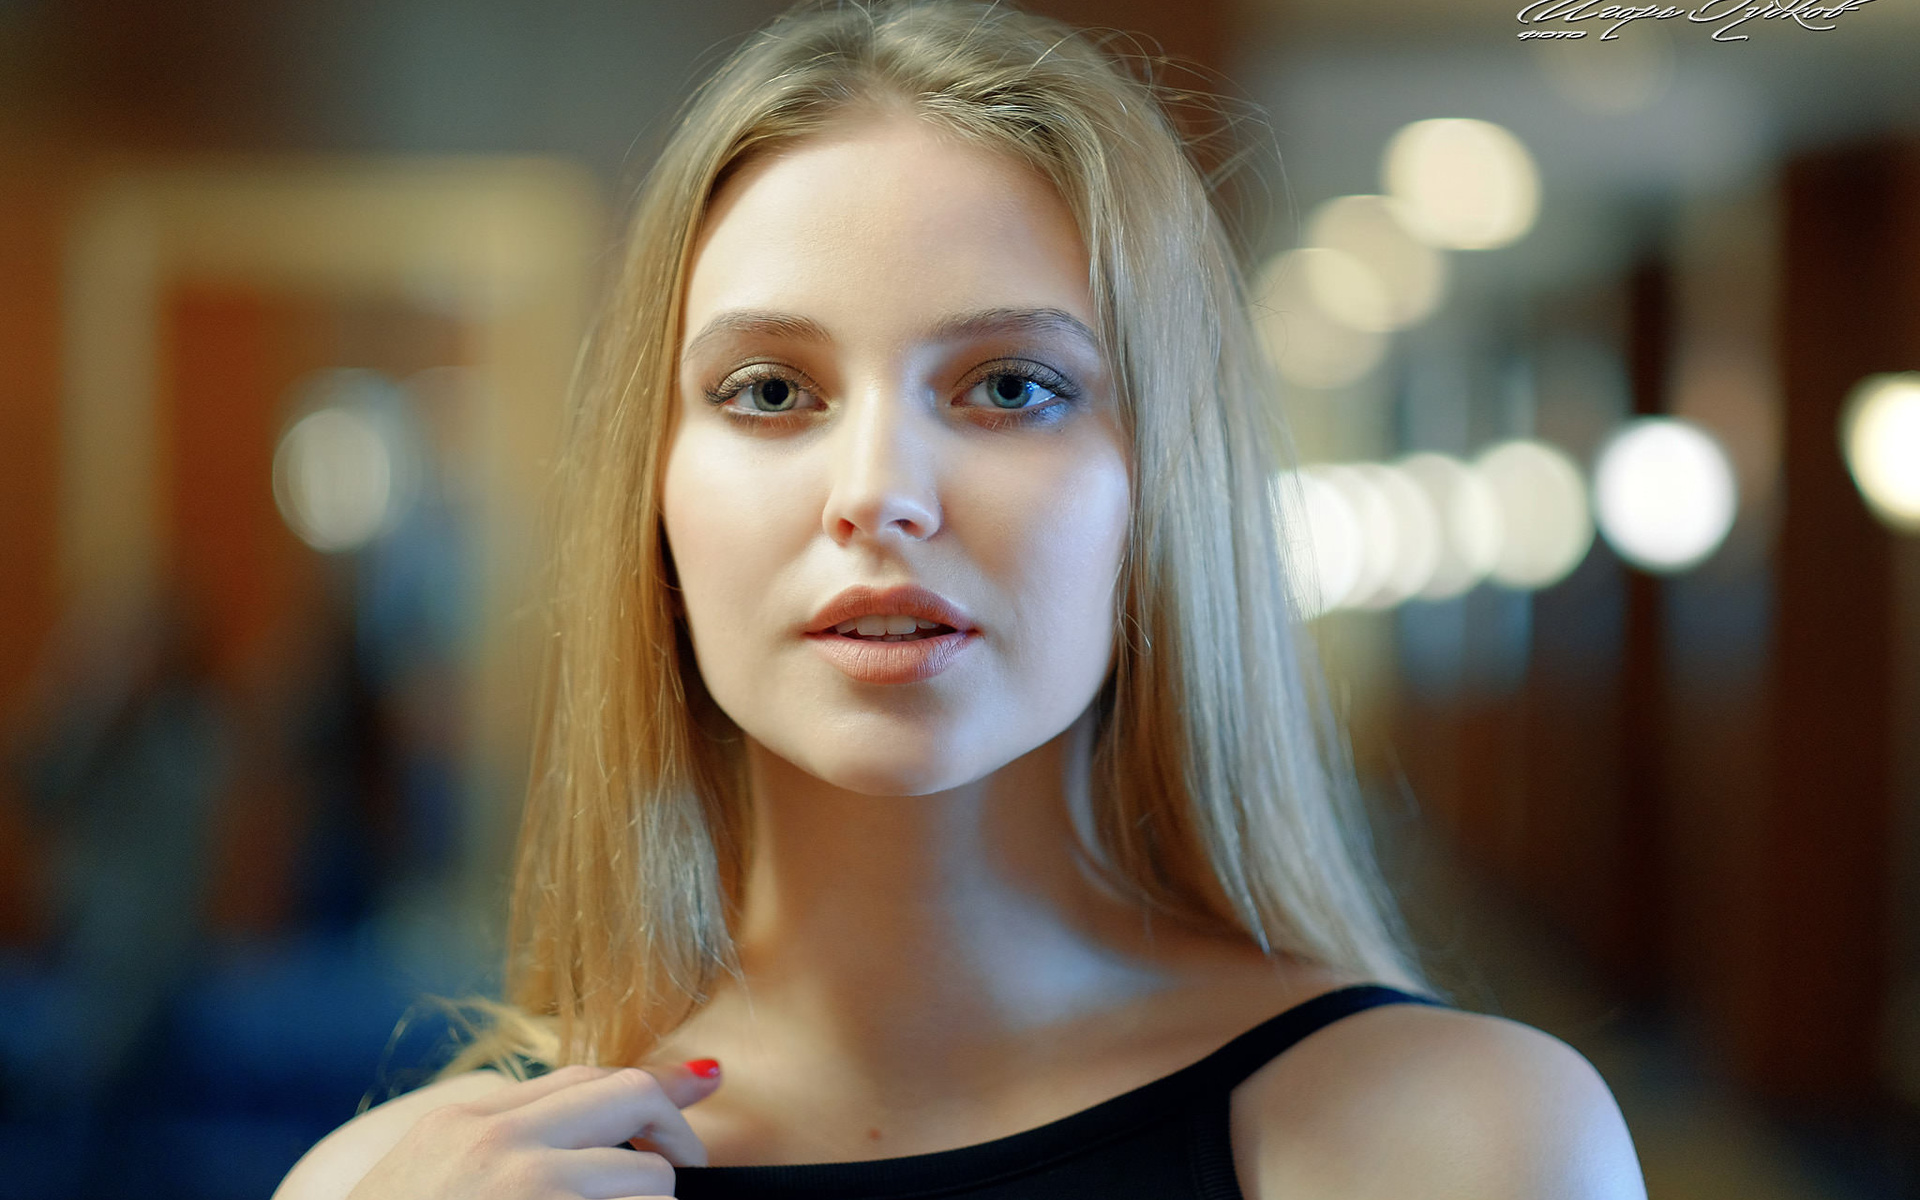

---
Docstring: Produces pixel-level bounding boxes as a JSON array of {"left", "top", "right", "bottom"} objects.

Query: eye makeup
[{"left": 700, "top": 355, "right": 1084, "bottom": 432}]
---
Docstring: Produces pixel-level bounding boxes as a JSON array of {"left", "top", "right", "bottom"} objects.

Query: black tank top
[{"left": 672, "top": 983, "right": 1444, "bottom": 1200}]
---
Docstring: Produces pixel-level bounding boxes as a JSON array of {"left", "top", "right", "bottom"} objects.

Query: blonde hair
[{"left": 452, "top": 0, "right": 1430, "bottom": 1076}]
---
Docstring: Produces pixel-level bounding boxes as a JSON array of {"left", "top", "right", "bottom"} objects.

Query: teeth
[{"left": 831, "top": 615, "right": 951, "bottom": 637}]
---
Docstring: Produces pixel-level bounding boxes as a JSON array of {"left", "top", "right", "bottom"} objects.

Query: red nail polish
[{"left": 685, "top": 1058, "right": 721, "bottom": 1079}]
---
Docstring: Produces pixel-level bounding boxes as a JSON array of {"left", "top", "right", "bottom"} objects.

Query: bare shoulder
[
  {"left": 1230, "top": 1000, "right": 1646, "bottom": 1200},
  {"left": 272, "top": 1070, "right": 514, "bottom": 1200}
]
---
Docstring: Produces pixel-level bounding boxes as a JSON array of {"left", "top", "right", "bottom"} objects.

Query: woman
[{"left": 277, "top": 1, "right": 1646, "bottom": 1197}]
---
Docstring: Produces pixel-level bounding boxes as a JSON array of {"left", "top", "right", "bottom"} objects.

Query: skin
[
  {"left": 653, "top": 110, "right": 1342, "bottom": 1163},
  {"left": 273, "top": 114, "right": 1648, "bottom": 1200}
]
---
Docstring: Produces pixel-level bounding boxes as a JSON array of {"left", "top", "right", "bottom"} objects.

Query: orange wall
[{"left": 0, "top": 162, "right": 70, "bottom": 943}]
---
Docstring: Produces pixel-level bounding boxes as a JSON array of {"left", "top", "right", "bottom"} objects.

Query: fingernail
[{"left": 685, "top": 1058, "right": 721, "bottom": 1079}]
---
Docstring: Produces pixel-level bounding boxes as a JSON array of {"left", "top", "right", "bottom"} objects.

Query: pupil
[
  {"left": 760, "top": 379, "right": 792, "bottom": 409},
  {"left": 992, "top": 376, "right": 1027, "bottom": 407}
]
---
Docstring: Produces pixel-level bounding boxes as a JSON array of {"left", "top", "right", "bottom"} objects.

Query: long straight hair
[{"left": 458, "top": 0, "right": 1429, "bottom": 1074}]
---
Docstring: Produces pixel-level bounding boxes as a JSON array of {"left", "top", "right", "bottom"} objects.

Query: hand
[{"left": 345, "top": 1060, "right": 723, "bottom": 1200}]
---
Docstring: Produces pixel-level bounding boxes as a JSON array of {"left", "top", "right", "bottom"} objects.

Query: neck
[{"left": 723, "top": 707, "right": 1190, "bottom": 1067}]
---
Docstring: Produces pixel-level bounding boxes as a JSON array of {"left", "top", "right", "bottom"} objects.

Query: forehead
[{"left": 683, "top": 116, "right": 1096, "bottom": 341}]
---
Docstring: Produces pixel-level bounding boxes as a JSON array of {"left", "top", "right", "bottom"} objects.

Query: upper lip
[{"left": 805, "top": 585, "right": 977, "bottom": 634}]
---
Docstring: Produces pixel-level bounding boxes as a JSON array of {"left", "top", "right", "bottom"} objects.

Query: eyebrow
[{"left": 680, "top": 306, "right": 1105, "bottom": 363}]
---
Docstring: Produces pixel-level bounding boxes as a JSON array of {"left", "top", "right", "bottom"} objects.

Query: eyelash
[{"left": 702, "top": 359, "right": 1081, "bottom": 431}]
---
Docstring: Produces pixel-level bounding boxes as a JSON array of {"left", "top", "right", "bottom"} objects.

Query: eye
[
  {"left": 979, "top": 373, "right": 1050, "bottom": 409},
  {"left": 704, "top": 364, "right": 820, "bottom": 420},
  {"left": 741, "top": 376, "right": 802, "bottom": 412},
  {"left": 960, "top": 363, "right": 1079, "bottom": 425}
]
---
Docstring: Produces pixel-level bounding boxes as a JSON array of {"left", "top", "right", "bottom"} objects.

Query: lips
[
  {"left": 803, "top": 584, "right": 979, "bottom": 685},
  {"left": 804, "top": 585, "right": 977, "bottom": 636}
]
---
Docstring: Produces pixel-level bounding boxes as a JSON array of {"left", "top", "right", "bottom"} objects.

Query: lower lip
[{"left": 804, "top": 630, "right": 977, "bottom": 684}]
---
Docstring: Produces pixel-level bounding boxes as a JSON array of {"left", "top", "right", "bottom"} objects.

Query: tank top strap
[
  {"left": 1181, "top": 983, "right": 1447, "bottom": 1096},
  {"left": 659, "top": 983, "right": 1449, "bottom": 1200}
]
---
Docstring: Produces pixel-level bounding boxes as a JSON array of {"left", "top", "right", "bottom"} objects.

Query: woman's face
[{"left": 663, "top": 115, "right": 1130, "bottom": 797}]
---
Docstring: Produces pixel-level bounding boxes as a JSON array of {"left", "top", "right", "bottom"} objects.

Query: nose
[{"left": 821, "top": 387, "right": 942, "bottom": 546}]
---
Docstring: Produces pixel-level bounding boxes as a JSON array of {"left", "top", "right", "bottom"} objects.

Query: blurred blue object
[
  {"left": 0, "top": 931, "right": 478, "bottom": 1199},
  {"left": 2, "top": 593, "right": 230, "bottom": 1112}
]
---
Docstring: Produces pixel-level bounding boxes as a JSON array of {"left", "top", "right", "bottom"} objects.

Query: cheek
[
  {"left": 660, "top": 430, "right": 801, "bottom": 671},
  {"left": 970, "top": 439, "right": 1131, "bottom": 679},
  {"left": 661, "top": 436, "right": 722, "bottom": 606}
]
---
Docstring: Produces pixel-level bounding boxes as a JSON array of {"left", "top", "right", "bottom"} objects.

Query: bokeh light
[
  {"left": 1399, "top": 451, "right": 1503, "bottom": 598},
  {"left": 1474, "top": 439, "right": 1593, "bottom": 589},
  {"left": 273, "top": 406, "right": 398, "bottom": 553},
  {"left": 1274, "top": 468, "right": 1364, "bottom": 617},
  {"left": 1315, "top": 464, "right": 1400, "bottom": 608},
  {"left": 1252, "top": 249, "right": 1389, "bottom": 388},
  {"left": 1594, "top": 418, "right": 1739, "bottom": 572},
  {"left": 1383, "top": 118, "right": 1541, "bottom": 251},
  {"left": 1841, "top": 373, "right": 1920, "bottom": 533},
  {"left": 1304, "top": 195, "right": 1447, "bottom": 329},
  {"left": 1350, "top": 463, "right": 1442, "bottom": 607},
  {"left": 1300, "top": 245, "right": 1395, "bottom": 333},
  {"left": 1280, "top": 449, "right": 1593, "bottom": 614}
]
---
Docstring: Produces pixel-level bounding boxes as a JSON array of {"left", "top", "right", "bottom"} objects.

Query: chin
[
  {"left": 739, "top": 698, "right": 1086, "bottom": 798},
  {"left": 796, "top": 741, "right": 986, "bottom": 797}
]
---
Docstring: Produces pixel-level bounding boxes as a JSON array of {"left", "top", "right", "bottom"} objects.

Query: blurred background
[{"left": 1, "top": 0, "right": 1917, "bottom": 1195}]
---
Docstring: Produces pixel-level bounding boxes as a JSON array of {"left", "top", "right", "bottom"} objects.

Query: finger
[
  {"left": 640, "top": 1058, "right": 725, "bottom": 1110},
  {"left": 447, "top": 1059, "right": 719, "bottom": 1117},
  {"left": 458, "top": 1063, "right": 617, "bottom": 1117},
  {"left": 514, "top": 1067, "right": 711, "bottom": 1165},
  {"left": 554, "top": 1147, "right": 676, "bottom": 1200}
]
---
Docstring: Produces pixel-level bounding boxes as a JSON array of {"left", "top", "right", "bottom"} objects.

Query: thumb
[{"left": 648, "top": 1058, "right": 725, "bottom": 1109}]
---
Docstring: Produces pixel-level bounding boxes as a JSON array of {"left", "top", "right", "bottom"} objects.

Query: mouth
[
  {"left": 802, "top": 600, "right": 977, "bottom": 685},
  {"left": 821, "top": 617, "right": 960, "bottom": 643},
  {"left": 804, "top": 584, "right": 977, "bottom": 638}
]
